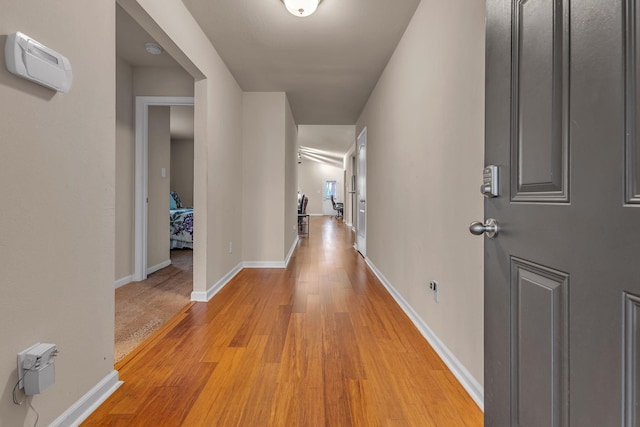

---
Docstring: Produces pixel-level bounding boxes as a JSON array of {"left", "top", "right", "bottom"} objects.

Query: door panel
[
  {"left": 485, "top": 0, "right": 638, "bottom": 426},
  {"left": 624, "top": 293, "right": 640, "bottom": 425},
  {"left": 627, "top": 0, "right": 640, "bottom": 204},
  {"left": 511, "top": 258, "right": 568, "bottom": 427},
  {"left": 512, "top": 0, "right": 569, "bottom": 202}
]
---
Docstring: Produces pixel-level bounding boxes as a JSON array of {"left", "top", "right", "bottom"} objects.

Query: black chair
[
  {"left": 298, "top": 196, "right": 309, "bottom": 235},
  {"left": 330, "top": 195, "right": 343, "bottom": 220}
]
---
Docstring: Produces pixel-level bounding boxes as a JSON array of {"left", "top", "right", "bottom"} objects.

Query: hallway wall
[
  {"left": 356, "top": 0, "right": 486, "bottom": 393},
  {"left": 0, "top": 1, "right": 116, "bottom": 425},
  {"left": 116, "top": 57, "right": 135, "bottom": 281},
  {"left": 170, "top": 137, "right": 195, "bottom": 207},
  {"left": 242, "top": 92, "right": 298, "bottom": 264},
  {"left": 147, "top": 106, "right": 171, "bottom": 269}
]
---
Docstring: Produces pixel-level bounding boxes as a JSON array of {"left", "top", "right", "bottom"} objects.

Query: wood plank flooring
[{"left": 84, "top": 216, "right": 483, "bottom": 426}]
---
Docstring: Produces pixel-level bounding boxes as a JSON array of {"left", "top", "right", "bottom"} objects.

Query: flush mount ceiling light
[
  {"left": 144, "top": 42, "right": 162, "bottom": 55},
  {"left": 281, "top": 0, "right": 322, "bottom": 17}
]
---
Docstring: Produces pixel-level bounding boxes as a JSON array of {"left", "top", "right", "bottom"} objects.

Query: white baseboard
[
  {"left": 244, "top": 237, "right": 300, "bottom": 269},
  {"left": 191, "top": 262, "right": 243, "bottom": 302},
  {"left": 50, "top": 370, "right": 122, "bottom": 427},
  {"left": 364, "top": 258, "right": 484, "bottom": 411},
  {"left": 146, "top": 259, "right": 171, "bottom": 275},
  {"left": 114, "top": 275, "right": 133, "bottom": 289},
  {"left": 191, "top": 239, "right": 300, "bottom": 302},
  {"left": 345, "top": 222, "right": 353, "bottom": 227},
  {"left": 285, "top": 236, "right": 299, "bottom": 267}
]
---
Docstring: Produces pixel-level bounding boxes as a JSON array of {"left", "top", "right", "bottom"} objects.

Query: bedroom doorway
[
  {"left": 134, "top": 96, "right": 195, "bottom": 281},
  {"left": 114, "top": 2, "right": 203, "bottom": 366}
]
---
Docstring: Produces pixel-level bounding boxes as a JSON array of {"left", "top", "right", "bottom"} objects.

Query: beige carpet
[{"left": 114, "top": 249, "right": 193, "bottom": 363}]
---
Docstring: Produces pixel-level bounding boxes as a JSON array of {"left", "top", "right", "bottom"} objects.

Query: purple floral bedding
[{"left": 170, "top": 208, "right": 193, "bottom": 249}]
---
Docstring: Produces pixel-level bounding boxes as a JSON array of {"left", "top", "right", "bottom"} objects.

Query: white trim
[
  {"left": 134, "top": 96, "right": 195, "bottom": 282},
  {"left": 364, "top": 257, "right": 485, "bottom": 411},
  {"left": 345, "top": 222, "right": 353, "bottom": 227},
  {"left": 244, "top": 237, "right": 300, "bottom": 269},
  {"left": 191, "top": 262, "right": 243, "bottom": 302},
  {"left": 114, "top": 275, "right": 133, "bottom": 289},
  {"left": 146, "top": 259, "right": 171, "bottom": 276},
  {"left": 243, "top": 261, "right": 287, "bottom": 268},
  {"left": 307, "top": 213, "right": 325, "bottom": 217},
  {"left": 356, "top": 127, "right": 367, "bottom": 257},
  {"left": 190, "top": 239, "right": 300, "bottom": 302},
  {"left": 50, "top": 370, "right": 122, "bottom": 427},
  {"left": 284, "top": 236, "right": 299, "bottom": 267}
]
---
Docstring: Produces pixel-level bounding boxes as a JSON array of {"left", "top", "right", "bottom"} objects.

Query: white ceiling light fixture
[
  {"left": 144, "top": 42, "right": 162, "bottom": 55},
  {"left": 281, "top": 0, "right": 322, "bottom": 18}
]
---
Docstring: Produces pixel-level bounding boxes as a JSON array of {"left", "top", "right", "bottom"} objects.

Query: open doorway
[{"left": 114, "top": 4, "right": 196, "bottom": 364}]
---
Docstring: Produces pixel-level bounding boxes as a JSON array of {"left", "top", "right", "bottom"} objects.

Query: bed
[{"left": 170, "top": 192, "right": 193, "bottom": 249}]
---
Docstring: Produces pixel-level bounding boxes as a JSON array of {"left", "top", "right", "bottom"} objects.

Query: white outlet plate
[{"left": 429, "top": 281, "right": 439, "bottom": 304}]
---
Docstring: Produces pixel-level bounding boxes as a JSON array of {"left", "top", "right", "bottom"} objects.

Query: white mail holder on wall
[{"left": 5, "top": 31, "right": 73, "bottom": 93}]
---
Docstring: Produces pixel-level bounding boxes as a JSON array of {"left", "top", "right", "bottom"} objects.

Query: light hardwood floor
[{"left": 84, "top": 216, "right": 483, "bottom": 426}]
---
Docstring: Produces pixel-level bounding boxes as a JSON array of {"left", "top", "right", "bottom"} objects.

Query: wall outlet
[
  {"left": 228, "top": 241, "right": 233, "bottom": 254},
  {"left": 429, "top": 280, "right": 439, "bottom": 303}
]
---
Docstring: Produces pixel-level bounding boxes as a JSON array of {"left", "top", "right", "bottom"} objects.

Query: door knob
[{"left": 469, "top": 218, "right": 499, "bottom": 238}]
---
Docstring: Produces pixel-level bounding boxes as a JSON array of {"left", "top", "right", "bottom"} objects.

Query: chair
[
  {"left": 330, "top": 195, "right": 343, "bottom": 220},
  {"left": 298, "top": 196, "right": 309, "bottom": 235}
]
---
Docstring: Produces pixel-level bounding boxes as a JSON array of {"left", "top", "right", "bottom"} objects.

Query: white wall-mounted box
[{"left": 5, "top": 32, "right": 73, "bottom": 92}]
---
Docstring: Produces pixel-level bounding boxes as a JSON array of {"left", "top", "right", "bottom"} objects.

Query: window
[{"left": 324, "top": 180, "right": 337, "bottom": 199}]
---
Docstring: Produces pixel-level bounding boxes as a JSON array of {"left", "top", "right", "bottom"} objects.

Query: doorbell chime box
[{"left": 5, "top": 32, "right": 73, "bottom": 93}]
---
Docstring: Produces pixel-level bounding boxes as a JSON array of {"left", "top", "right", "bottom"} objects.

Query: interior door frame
[
  {"left": 133, "top": 96, "right": 195, "bottom": 281},
  {"left": 356, "top": 126, "right": 367, "bottom": 256}
]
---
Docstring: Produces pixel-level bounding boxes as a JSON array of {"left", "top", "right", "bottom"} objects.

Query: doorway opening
[{"left": 115, "top": 3, "right": 202, "bottom": 365}]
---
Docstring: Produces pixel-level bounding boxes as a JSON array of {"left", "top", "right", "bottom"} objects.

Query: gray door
[{"left": 484, "top": 0, "right": 640, "bottom": 425}]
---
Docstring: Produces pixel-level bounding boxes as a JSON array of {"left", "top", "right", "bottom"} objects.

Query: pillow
[{"left": 170, "top": 193, "right": 177, "bottom": 210}]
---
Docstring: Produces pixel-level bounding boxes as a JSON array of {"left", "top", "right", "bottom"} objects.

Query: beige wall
[
  {"left": 0, "top": 1, "right": 116, "bottom": 425},
  {"left": 116, "top": 57, "right": 135, "bottom": 281},
  {"left": 356, "top": 0, "right": 485, "bottom": 387},
  {"left": 298, "top": 161, "right": 344, "bottom": 215},
  {"left": 284, "top": 97, "right": 298, "bottom": 255},
  {"left": 119, "top": 0, "right": 244, "bottom": 293},
  {"left": 133, "top": 66, "right": 194, "bottom": 97},
  {"left": 242, "top": 92, "right": 286, "bottom": 262},
  {"left": 147, "top": 106, "right": 171, "bottom": 269},
  {"left": 170, "top": 138, "right": 194, "bottom": 207}
]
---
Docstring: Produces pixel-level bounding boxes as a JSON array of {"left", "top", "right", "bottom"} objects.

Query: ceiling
[
  {"left": 116, "top": 1, "right": 420, "bottom": 152},
  {"left": 182, "top": 0, "right": 421, "bottom": 125},
  {"left": 298, "top": 125, "right": 355, "bottom": 166},
  {"left": 116, "top": 5, "right": 181, "bottom": 68}
]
